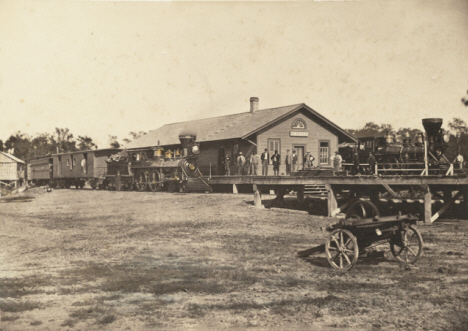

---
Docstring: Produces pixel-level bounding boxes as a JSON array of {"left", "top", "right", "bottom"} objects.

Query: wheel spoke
[
  {"left": 344, "top": 237, "right": 352, "bottom": 248},
  {"left": 332, "top": 235, "right": 340, "bottom": 248},
  {"left": 407, "top": 247, "right": 417, "bottom": 257},
  {"left": 407, "top": 231, "right": 416, "bottom": 240},
  {"left": 343, "top": 253, "right": 351, "bottom": 265},
  {"left": 328, "top": 247, "right": 338, "bottom": 251},
  {"left": 339, "top": 255, "right": 343, "bottom": 268}
]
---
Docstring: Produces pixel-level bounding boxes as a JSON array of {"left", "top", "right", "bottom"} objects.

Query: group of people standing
[
  {"left": 224, "top": 149, "right": 280, "bottom": 176},
  {"left": 223, "top": 148, "right": 330, "bottom": 176}
]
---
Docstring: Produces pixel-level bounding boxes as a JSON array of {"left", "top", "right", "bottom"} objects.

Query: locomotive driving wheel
[
  {"left": 325, "top": 228, "right": 359, "bottom": 271},
  {"left": 148, "top": 170, "right": 162, "bottom": 192},
  {"left": 390, "top": 224, "right": 423, "bottom": 264},
  {"left": 135, "top": 170, "right": 148, "bottom": 191}
]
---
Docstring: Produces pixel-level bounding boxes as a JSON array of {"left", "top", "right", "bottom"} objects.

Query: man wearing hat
[
  {"left": 333, "top": 151, "right": 342, "bottom": 171},
  {"left": 237, "top": 152, "right": 246, "bottom": 175},
  {"left": 261, "top": 148, "right": 269, "bottom": 176},
  {"left": 304, "top": 151, "right": 315, "bottom": 169},
  {"left": 271, "top": 150, "right": 281, "bottom": 176}
]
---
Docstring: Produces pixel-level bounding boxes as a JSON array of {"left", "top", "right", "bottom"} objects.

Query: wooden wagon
[{"left": 300, "top": 200, "right": 424, "bottom": 271}]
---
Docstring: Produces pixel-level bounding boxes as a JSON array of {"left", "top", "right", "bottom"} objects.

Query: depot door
[{"left": 294, "top": 145, "right": 304, "bottom": 170}]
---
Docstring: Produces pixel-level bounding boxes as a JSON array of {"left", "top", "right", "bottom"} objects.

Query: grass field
[{"left": 1, "top": 188, "right": 468, "bottom": 330}]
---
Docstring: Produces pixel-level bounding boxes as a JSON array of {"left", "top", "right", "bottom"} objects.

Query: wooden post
[
  {"left": 273, "top": 188, "right": 287, "bottom": 207},
  {"left": 424, "top": 134, "right": 429, "bottom": 176},
  {"left": 431, "top": 191, "right": 462, "bottom": 223},
  {"left": 297, "top": 185, "right": 305, "bottom": 204},
  {"left": 326, "top": 184, "right": 337, "bottom": 217},
  {"left": 253, "top": 184, "right": 262, "bottom": 209},
  {"left": 462, "top": 185, "right": 468, "bottom": 207},
  {"left": 423, "top": 185, "right": 432, "bottom": 224},
  {"left": 443, "top": 189, "right": 452, "bottom": 204},
  {"left": 233, "top": 184, "right": 238, "bottom": 194}
]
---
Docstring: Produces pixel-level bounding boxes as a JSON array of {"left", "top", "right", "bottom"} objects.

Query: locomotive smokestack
[
  {"left": 179, "top": 135, "right": 196, "bottom": 149},
  {"left": 250, "top": 97, "right": 259, "bottom": 113},
  {"left": 422, "top": 118, "right": 443, "bottom": 136}
]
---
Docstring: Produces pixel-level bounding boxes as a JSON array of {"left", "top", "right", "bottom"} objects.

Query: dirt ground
[{"left": 1, "top": 188, "right": 468, "bottom": 330}]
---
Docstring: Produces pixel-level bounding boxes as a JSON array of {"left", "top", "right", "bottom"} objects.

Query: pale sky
[{"left": 1, "top": 0, "right": 467, "bottom": 148}]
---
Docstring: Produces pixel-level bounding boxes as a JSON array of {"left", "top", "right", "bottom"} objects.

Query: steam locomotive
[
  {"left": 103, "top": 134, "right": 212, "bottom": 192},
  {"left": 340, "top": 118, "right": 452, "bottom": 173}
]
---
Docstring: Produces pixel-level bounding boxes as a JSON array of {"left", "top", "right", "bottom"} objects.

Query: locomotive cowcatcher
[{"left": 104, "top": 134, "right": 212, "bottom": 192}]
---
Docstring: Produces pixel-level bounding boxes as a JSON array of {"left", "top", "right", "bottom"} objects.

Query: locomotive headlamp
[
  {"left": 188, "top": 163, "right": 195, "bottom": 171},
  {"left": 191, "top": 145, "right": 200, "bottom": 154},
  {"left": 443, "top": 132, "right": 450, "bottom": 143}
]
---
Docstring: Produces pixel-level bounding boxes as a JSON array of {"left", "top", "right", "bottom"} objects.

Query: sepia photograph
[{"left": 1, "top": 0, "right": 468, "bottom": 329}]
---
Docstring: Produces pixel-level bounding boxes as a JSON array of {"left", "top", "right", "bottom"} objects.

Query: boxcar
[
  {"left": 28, "top": 156, "right": 53, "bottom": 186},
  {"left": 52, "top": 148, "right": 121, "bottom": 188}
]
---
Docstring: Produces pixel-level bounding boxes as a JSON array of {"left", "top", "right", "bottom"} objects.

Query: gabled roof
[
  {"left": 0, "top": 152, "right": 25, "bottom": 163},
  {"left": 124, "top": 103, "right": 357, "bottom": 149}
]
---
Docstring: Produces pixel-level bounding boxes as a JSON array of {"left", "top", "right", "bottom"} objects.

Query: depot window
[
  {"left": 268, "top": 139, "right": 281, "bottom": 164},
  {"left": 319, "top": 141, "right": 330, "bottom": 165}
]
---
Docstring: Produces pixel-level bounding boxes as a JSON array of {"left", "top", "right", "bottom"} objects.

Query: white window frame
[
  {"left": 267, "top": 139, "right": 281, "bottom": 165},
  {"left": 319, "top": 141, "right": 330, "bottom": 165}
]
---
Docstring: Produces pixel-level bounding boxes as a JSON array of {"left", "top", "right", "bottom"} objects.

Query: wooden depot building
[{"left": 125, "top": 98, "right": 357, "bottom": 176}]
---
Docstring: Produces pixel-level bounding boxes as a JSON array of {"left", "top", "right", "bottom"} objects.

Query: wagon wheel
[
  {"left": 134, "top": 170, "right": 148, "bottom": 191},
  {"left": 325, "top": 228, "right": 359, "bottom": 271},
  {"left": 390, "top": 225, "right": 423, "bottom": 264},
  {"left": 148, "top": 170, "right": 162, "bottom": 192},
  {"left": 345, "top": 200, "right": 380, "bottom": 221}
]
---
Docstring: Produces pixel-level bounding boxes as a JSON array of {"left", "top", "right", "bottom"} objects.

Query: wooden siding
[
  {"left": 0, "top": 153, "right": 25, "bottom": 180},
  {"left": 198, "top": 139, "right": 254, "bottom": 176},
  {"left": 256, "top": 109, "right": 338, "bottom": 175},
  {"left": 52, "top": 151, "right": 112, "bottom": 179},
  {"left": 29, "top": 158, "right": 51, "bottom": 180}
]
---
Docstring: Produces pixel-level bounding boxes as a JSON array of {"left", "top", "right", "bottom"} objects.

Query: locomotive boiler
[
  {"left": 341, "top": 118, "right": 451, "bottom": 173},
  {"left": 104, "top": 134, "right": 211, "bottom": 192}
]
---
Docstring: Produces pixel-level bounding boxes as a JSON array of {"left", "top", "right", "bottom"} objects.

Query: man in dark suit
[
  {"left": 292, "top": 150, "right": 298, "bottom": 172},
  {"left": 261, "top": 148, "right": 269, "bottom": 176},
  {"left": 271, "top": 150, "right": 280, "bottom": 176}
]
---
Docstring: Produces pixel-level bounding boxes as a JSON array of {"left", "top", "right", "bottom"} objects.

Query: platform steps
[{"left": 304, "top": 184, "right": 328, "bottom": 196}]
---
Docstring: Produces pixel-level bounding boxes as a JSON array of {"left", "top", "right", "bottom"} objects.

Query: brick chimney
[{"left": 250, "top": 97, "right": 259, "bottom": 113}]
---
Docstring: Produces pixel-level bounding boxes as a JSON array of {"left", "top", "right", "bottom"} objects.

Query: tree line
[{"left": 0, "top": 129, "right": 146, "bottom": 161}]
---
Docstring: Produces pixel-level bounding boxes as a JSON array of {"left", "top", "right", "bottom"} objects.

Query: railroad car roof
[
  {"left": 51, "top": 148, "right": 122, "bottom": 156},
  {"left": 125, "top": 103, "right": 357, "bottom": 149},
  {"left": 0, "top": 151, "right": 25, "bottom": 164}
]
